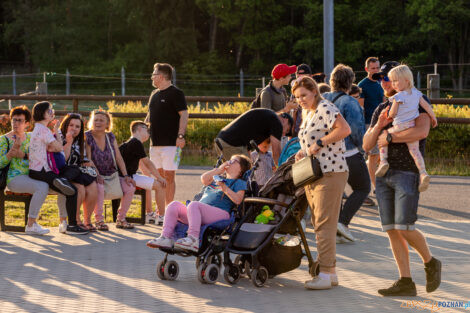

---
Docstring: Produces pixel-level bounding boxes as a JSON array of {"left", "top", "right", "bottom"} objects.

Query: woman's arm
[
  {"left": 63, "top": 134, "right": 73, "bottom": 160},
  {"left": 112, "top": 138, "right": 127, "bottom": 176},
  {"left": 308, "top": 115, "right": 351, "bottom": 155}
]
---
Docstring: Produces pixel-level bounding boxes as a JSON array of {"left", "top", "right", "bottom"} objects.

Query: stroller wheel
[
  {"left": 251, "top": 266, "right": 268, "bottom": 287},
  {"left": 156, "top": 260, "right": 166, "bottom": 280},
  {"left": 163, "top": 260, "right": 179, "bottom": 281},
  {"left": 223, "top": 265, "right": 241, "bottom": 284},
  {"left": 197, "top": 263, "right": 207, "bottom": 284},
  {"left": 203, "top": 264, "right": 220, "bottom": 284}
]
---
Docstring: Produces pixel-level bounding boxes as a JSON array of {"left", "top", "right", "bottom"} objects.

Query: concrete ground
[{"left": 0, "top": 168, "right": 469, "bottom": 313}]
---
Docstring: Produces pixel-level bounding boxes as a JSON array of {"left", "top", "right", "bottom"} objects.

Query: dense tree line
[{"left": 0, "top": 0, "right": 468, "bottom": 89}]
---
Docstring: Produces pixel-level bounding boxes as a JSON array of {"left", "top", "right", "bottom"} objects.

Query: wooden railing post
[{"left": 73, "top": 99, "right": 79, "bottom": 113}]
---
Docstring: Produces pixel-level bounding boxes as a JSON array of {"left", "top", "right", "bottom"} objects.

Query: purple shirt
[{"left": 85, "top": 131, "right": 117, "bottom": 176}]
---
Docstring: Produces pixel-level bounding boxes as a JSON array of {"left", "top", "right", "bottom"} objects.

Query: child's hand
[
  {"left": 431, "top": 116, "right": 438, "bottom": 128},
  {"left": 157, "top": 176, "right": 167, "bottom": 188},
  {"left": 218, "top": 161, "right": 229, "bottom": 173},
  {"left": 52, "top": 119, "right": 61, "bottom": 134}
]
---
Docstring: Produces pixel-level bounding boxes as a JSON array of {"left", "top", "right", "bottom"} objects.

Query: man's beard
[{"left": 384, "top": 89, "right": 397, "bottom": 98}]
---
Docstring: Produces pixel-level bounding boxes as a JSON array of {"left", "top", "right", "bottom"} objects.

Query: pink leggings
[
  {"left": 162, "top": 201, "right": 230, "bottom": 238},
  {"left": 95, "top": 177, "right": 136, "bottom": 222}
]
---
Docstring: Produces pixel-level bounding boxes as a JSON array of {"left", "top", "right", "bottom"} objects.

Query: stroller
[
  {"left": 222, "top": 157, "right": 319, "bottom": 287},
  {"left": 154, "top": 141, "right": 261, "bottom": 283}
]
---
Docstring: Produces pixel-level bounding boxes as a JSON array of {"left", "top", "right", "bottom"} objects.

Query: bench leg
[
  {"left": 111, "top": 199, "right": 120, "bottom": 222},
  {"left": 0, "top": 193, "right": 6, "bottom": 231}
]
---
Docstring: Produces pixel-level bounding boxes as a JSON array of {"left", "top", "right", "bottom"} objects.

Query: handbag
[
  {"left": 0, "top": 136, "right": 11, "bottom": 190},
  {"left": 292, "top": 155, "right": 323, "bottom": 188},
  {"left": 102, "top": 133, "right": 123, "bottom": 200}
]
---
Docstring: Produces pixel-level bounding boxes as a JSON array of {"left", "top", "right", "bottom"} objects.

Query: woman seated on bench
[{"left": 146, "top": 154, "right": 251, "bottom": 252}]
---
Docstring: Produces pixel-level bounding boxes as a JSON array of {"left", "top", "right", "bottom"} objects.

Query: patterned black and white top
[{"left": 298, "top": 99, "right": 348, "bottom": 174}]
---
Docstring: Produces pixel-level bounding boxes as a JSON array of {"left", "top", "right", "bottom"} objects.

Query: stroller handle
[{"left": 244, "top": 197, "right": 289, "bottom": 208}]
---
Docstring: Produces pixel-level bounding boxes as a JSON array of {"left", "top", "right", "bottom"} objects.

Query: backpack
[{"left": 250, "top": 83, "right": 288, "bottom": 109}]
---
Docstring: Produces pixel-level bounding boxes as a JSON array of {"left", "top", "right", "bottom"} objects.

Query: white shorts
[
  {"left": 149, "top": 146, "right": 179, "bottom": 171},
  {"left": 132, "top": 174, "right": 155, "bottom": 190}
]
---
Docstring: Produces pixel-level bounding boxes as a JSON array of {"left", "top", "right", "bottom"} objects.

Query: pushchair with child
[
  {"left": 222, "top": 157, "right": 318, "bottom": 287},
  {"left": 154, "top": 141, "right": 261, "bottom": 283}
]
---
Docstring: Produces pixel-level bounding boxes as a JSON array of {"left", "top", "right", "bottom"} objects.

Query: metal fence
[{"left": 0, "top": 94, "right": 469, "bottom": 124}]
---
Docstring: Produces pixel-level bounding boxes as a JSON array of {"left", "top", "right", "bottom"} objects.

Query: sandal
[
  {"left": 95, "top": 221, "right": 109, "bottom": 231},
  {"left": 85, "top": 224, "right": 97, "bottom": 232},
  {"left": 116, "top": 219, "right": 134, "bottom": 229},
  {"left": 77, "top": 223, "right": 89, "bottom": 231}
]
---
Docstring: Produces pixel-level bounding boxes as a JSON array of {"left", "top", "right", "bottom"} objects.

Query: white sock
[{"left": 319, "top": 272, "right": 331, "bottom": 281}]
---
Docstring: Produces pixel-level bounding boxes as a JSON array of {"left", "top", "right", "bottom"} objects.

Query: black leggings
[
  {"left": 338, "top": 152, "right": 371, "bottom": 226},
  {"left": 29, "top": 168, "right": 78, "bottom": 226}
]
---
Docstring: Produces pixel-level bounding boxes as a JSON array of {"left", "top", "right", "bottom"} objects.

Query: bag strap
[
  {"left": 331, "top": 91, "right": 347, "bottom": 104},
  {"left": 105, "top": 133, "right": 118, "bottom": 170},
  {"left": 2, "top": 136, "right": 11, "bottom": 164}
]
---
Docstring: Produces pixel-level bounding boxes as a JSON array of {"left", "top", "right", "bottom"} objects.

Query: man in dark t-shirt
[
  {"left": 119, "top": 121, "right": 167, "bottom": 225},
  {"left": 363, "top": 62, "right": 441, "bottom": 297},
  {"left": 145, "top": 63, "right": 188, "bottom": 209},
  {"left": 215, "top": 108, "right": 293, "bottom": 164}
]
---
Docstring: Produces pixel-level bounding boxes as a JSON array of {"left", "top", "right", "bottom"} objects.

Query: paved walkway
[{"left": 0, "top": 170, "right": 469, "bottom": 313}]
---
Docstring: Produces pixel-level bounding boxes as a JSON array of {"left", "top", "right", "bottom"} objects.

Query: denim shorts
[{"left": 375, "top": 169, "right": 420, "bottom": 231}]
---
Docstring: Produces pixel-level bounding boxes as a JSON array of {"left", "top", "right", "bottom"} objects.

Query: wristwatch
[
  {"left": 316, "top": 139, "right": 324, "bottom": 148},
  {"left": 386, "top": 133, "right": 393, "bottom": 144},
  {"left": 177, "top": 134, "right": 185, "bottom": 139}
]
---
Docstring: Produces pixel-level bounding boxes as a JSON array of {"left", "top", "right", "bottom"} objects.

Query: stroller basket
[
  {"left": 232, "top": 223, "right": 276, "bottom": 250},
  {"left": 259, "top": 240, "right": 302, "bottom": 276}
]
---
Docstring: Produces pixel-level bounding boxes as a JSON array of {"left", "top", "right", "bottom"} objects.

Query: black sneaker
[
  {"left": 425, "top": 257, "right": 442, "bottom": 293},
  {"left": 378, "top": 279, "right": 417, "bottom": 296},
  {"left": 53, "top": 178, "right": 76, "bottom": 196},
  {"left": 65, "top": 225, "right": 89, "bottom": 235},
  {"left": 362, "top": 197, "right": 376, "bottom": 206}
]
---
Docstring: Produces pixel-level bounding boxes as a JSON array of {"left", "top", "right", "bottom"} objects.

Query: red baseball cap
[{"left": 271, "top": 64, "right": 297, "bottom": 80}]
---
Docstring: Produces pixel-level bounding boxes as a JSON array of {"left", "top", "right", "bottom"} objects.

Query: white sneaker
[
  {"left": 330, "top": 274, "right": 339, "bottom": 286},
  {"left": 305, "top": 274, "right": 333, "bottom": 290},
  {"left": 58, "top": 220, "right": 67, "bottom": 233},
  {"left": 146, "top": 235, "right": 174, "bottom": 249},
  {"left": 375, "top": 162, "right": 389, "bottom": 177},
  {"left": 156, "top": 215, "right": 164, "bottom": 226},
  {"left": 25, "top": 223, "right": 50, "bottom": 235},
  {"left": 337, "top": 223, "right": 355, "bottom": 242},
  {"left": 174, "top": 235, "right": 199, "bottom": 252},
  {"left": 145, "top": 212, "right": 156, "bottom": 224}
]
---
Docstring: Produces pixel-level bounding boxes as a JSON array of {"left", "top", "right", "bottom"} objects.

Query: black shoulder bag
[{"left": 0, "top": 136, "right": 12, "bottom": 190}]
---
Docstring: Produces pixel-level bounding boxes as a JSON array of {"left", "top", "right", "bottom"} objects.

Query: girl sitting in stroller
[{"left": 147, "top": 154, "right": 251, "bottom": 252}]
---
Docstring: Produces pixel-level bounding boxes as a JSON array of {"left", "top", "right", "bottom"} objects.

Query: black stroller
[
  {"left": 154, "top": 141, "right": 261, "bottom": 283},
  {"left": 222, "top": 157, "right": 319, "bottom": 287}
]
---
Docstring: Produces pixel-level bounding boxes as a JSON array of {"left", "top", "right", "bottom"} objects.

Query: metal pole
[
  {"left": 43, "top": 72, "right": 46, "bottom": 83},
  {"left": 434, "top": 63, "right": 438, "bottom": 75},
  {"left": 121, "top": 66, "right": 125, "bottom": 96},
  {"left": 12, "top": 70, "right": 16, "bottom": 95},
  {"left": 262, "top": 76, "right": 265, "bottom": 87},
  {"left": 172, "top": 68, "right": 176, "bottom": 86},
  {"left": 417, "top": 71, "right": 421, "bottom": 89},
  {"left": 240, "top": 69, "right": 244, "bottom": 97},
  {"left": 323, "top": 0, "right": 334, "bottom": 81},
  {"left": 66, "top": 69, "right": 70, "bottom": 95}
]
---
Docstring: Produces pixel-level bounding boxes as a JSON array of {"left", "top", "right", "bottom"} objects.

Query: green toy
[{"left": 255, "top": 205, "right": 275, "bottom": 224}]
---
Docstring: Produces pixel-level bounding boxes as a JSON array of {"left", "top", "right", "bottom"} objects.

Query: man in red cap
[{"left": 260, "top": 64, "right": 298, "bottom": 113}]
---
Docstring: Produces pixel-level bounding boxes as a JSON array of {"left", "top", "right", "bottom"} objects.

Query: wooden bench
[{"left": 0, "top": 187, "right": 148, "bottom": 232}]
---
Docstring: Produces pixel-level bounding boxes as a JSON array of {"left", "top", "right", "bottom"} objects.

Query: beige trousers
[
  {"left": 305, "top": 171, "right": 348, "bottom": 271},
  {"left": 214, "top": 138, "right": 249, "bottom": 161}
]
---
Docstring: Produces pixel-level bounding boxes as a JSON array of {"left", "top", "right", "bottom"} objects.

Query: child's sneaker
[
  {"left": 375, "top": 162, "right": 389, "bottom": 177},
  {"left": 145, "top": 212, "right": 156, "bottom": 224},
  {"left": 146, "top": 235, "right": 174, "bottom": 249},
  {"left": 174, "top": 235, "right": 199, "bottom": 252},
  {"left": 419, "top": 173, "right": 430, "bottom": 192},
  {"left": 156, "top": 215, "right": 164, "bottom": 226},
  {"left": 25, "top": 222, "right": 50, "bottom": 235},
  {"left": 53, "top": 178, "right": 76, "bottom": 196},
  {"left": 65, "top": 225, "right": 89, "bottom": 235}
]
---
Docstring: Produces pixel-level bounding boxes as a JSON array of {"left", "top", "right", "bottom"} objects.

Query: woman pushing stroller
[{"left": 147, "top": 154, "right": 251, "bottom": 252}]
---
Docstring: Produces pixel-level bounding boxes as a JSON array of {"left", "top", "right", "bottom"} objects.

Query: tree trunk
[
  {"left": 107, "top": 7, "right": 112, "bottom": 59},
  {"left": 209, "top": 14, "right": 217, "bottom": 52}
]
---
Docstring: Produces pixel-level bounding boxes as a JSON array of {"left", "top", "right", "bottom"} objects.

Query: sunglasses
[
  {"left": 228, "top": 159, "right": 240, "bottom": 165},
  {"left": 378, "top": 76, "right": 390, "bottom": 82}
]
